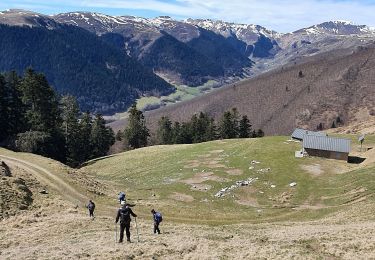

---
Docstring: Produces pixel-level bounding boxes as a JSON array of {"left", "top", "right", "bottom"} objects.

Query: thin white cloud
[{"left": 2, "top": 0, "right": 375, "bottom": 32}]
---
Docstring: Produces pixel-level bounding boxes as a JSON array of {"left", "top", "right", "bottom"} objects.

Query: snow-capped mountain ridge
[
  {"left": 186, "top": 18, "right": 283, "bottom": 45},
  {"left": 1, "top": 9, "right": 375, "bottom": 94},
  {"left": 292, "top": 20, "right": 375, "bottom": 36}
]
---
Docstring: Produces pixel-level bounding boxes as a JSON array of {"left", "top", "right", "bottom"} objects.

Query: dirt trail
[{"left": 0, "top": 155, "right": 88, "bottom": 207}]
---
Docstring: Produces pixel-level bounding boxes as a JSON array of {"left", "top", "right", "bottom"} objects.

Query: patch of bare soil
[
  {"left": 181, "top": 172, "right": 229, "bottom": 184},
  {"left": 190, "top": 184, "right": 212, "bottom": 192},
  {"left": 169, "top": 192, "right": 194, "bottom": 202},
  {"left": 269, "top": 191, "right": 295, "bottom": 208},
  {"left": 205, "top": 162, "right": 227, "bottom": 169},
  {"left": 226, "top": 169, "right": 243, "bottom": 176},
  {"left": 235, "top": 186, "right": 259, "bottom": 207},
  {"left": 328, "top": 113, "right": 375, "bottom": 135},
  {"left": 183, "top": 160, "right": 201, "bottom": 169},
  {"left": 301, "top": 164, "right": 323, "bottom": 176},
  {"left": 295, "top": 203, "right": 326, "bottom": 210},
  {"left": 236, "top": 197, "right": 259, "bottom": 207},
  {"left": 209, "top": 150, "right": 224, "bottom": 154}
]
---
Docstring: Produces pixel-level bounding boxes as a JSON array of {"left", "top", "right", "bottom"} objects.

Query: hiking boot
[
  {"left": 127, "top": 239, "right": 131, "bottom": 243},
  {"left": 118, "top": 240, "right": 123, "bottom": 243}
]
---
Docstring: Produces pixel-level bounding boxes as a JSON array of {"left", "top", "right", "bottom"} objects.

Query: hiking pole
[
  {"left": 115, "top": 222, "right": 117, "bottom": 243},
  {"left": 135, "top": 217, "right": 140, "bottom": 243}
]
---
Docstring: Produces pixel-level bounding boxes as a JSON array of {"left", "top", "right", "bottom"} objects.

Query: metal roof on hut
[{"left": 291, "top": 128, "right": 327, "bottom": 141}]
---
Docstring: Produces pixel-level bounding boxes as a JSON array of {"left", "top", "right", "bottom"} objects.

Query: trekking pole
[
  {"left": 115, "top": 222, "right": 117, "bottom": 243},
  {"left": 135, "top": 217, "right": 140, "bottom": 242}
]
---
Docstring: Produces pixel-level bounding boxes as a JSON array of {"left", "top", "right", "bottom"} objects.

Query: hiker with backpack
[
  {"left": 151, "top": 209, "right": 162, "bottom": 234},
  {"left": 115, "top": 201, "right": 137, "bottom": 243},
  {"left": 86, "top": 200, "right": 95, "bottom": 219},
  {"left": 118, "top": 192, "right": 126, "bottom": 204}
]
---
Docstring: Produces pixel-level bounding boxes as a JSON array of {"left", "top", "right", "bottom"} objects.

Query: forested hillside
[
  {"left": 0, "top": 69, "right": 115, "bottom": 166},
  {"left": 0, "top": 24, "right": 173, "bottom": 113}
]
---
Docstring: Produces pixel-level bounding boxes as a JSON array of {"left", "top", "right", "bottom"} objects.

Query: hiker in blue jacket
[{"left": 151, "top": 209, "right": 162, "bottom": 234}]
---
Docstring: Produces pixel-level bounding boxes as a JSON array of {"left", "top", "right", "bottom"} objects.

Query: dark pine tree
[
  {"left": 20, "top": 68, "right": 60, "bottom": 133},
  {"left": 90, "top": 114, "right": 115, "bottom": 158},
  {"left": 157, "top": 116, "right": 173, "bottom": 144},
  {"left": 219, "top": 109, "right": 239, "bottom": 139},
  {"left": 4, "top": 71, "right": 26, "bottom": 136},
  {"left": 78, "top": 112, "right": 93, "bottom": 163},
  {"left": 124, "top": 103, "right": 150, "bottom": 149},
  {"left": 60, "top": 95, "right": 81, "bottom": 166},
  {"left": 205, "top": 117, "right": 217, "bottom": 141},
  {"left": 0, "top": 74, "right": 7, "bottom": 142},
  {"left": 239, "top": 115, "right": 252, "bottom": 138}
]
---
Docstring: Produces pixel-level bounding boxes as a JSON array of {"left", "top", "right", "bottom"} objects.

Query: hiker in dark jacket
[
  {"left": 115, "top": 201, "right": 137, "bottom": 243},
  {"left": 151, "top": 209, "right": 162, "bottom": 234},
  {"left": 87, "top": 200, "right": 95, "bottom": 218}
]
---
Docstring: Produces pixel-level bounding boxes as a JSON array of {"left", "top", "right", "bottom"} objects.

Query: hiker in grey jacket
[{"left": 115, "top": 201, "right": 137, "bottom": 243}]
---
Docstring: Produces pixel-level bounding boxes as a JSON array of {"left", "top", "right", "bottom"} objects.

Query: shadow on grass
[{"left": 348, "top": 156, "right": 366, "bottom": 164}]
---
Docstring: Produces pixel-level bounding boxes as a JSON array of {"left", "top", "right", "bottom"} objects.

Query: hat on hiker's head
[
  {"left": 151, "top": 209, "right": 155, "bottom": 213},
  {"left": 121, "top": 201, "right": 126, "bottom": 205}
]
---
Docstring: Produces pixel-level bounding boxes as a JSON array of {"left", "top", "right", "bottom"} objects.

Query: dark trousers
[
  {"left": 119, "top": 222, "right": 131, "bottom": 242},
  {"left": 89, "top": 209, "right": 94, "bottom": 218},
  {"left": 154, "top": 222, "right": 160, "bottom": 234}
]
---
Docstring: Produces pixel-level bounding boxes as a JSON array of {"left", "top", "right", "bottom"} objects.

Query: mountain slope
[
  {"left": 187, "top": 19, "right": 281, "bottom": 58},
  {"left": 0, "top": 12, "right": 174, "bottom": 113},
  {"left": 124, "top": 44, "right": 375, "bottom": 135},
  {"left": 54, "top": 12, "right": 253, "bottom": 86}
]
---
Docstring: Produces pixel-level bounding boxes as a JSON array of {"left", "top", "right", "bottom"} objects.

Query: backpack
[
  {"left": 120, "top": 207, "right": 131, "bottom": 223},
  {"left": 155, "top": 212, "right": 162, "bottom": 223},
  {"left": 88, "top": 202, "right": 95, "bottom": 210},
  {"left": 118, "top": 192, "right": 126, "bottom": 201}
]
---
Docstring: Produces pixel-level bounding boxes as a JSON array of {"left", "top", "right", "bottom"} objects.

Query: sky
[{"left": 1, "top": 0, "right": 375, "bottom": 32}]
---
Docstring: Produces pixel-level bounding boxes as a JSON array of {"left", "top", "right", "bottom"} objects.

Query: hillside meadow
[{"left": 1, "top": 135, "right": 375, "bottom": 259}]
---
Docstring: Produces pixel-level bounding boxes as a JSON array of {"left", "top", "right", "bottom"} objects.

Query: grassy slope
[
  {"left": 0, "top": 148, "right": 116, "bottom": 213},
  {"left": 83, "top": 135, "right": 375, "bottom": 224}
]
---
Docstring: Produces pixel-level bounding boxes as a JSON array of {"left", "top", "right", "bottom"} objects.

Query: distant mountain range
[{"left": 1, "top": 9, "right": 375, "bottom": 114}]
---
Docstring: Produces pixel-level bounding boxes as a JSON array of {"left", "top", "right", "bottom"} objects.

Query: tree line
[
  {"left": 119, "top": 105, "right": 264, "bottom": 149},
  {"left": 0, "top": 68, "right": 115, "bottom": 167}
]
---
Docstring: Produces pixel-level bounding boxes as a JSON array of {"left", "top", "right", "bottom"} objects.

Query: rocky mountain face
[{"left": 54, "top": 13, "right": 253, "bottom": 86}]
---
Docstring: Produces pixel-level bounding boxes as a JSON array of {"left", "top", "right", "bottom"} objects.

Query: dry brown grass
[{"left": 2, "top": 198, "right": 375, "bottom": 259}]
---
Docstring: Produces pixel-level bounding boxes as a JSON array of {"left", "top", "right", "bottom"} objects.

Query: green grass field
[
  {"left": 109, "top": 80, "right": 220, "bottom": 120},
  {"left": 83, "top": 136, "right": 375, "bottom": 224}
]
